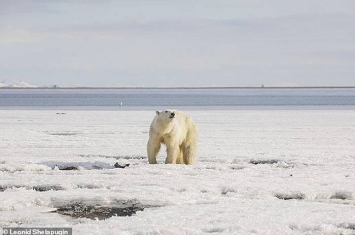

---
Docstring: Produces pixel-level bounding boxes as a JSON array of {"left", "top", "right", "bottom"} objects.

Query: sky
[{"left": 0, "top": 0, "right": 354, "bottom": 87}]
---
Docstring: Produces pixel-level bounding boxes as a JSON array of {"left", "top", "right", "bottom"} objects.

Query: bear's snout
[{"left": 170, "top": 113, "right": 175, "bottom": 118}]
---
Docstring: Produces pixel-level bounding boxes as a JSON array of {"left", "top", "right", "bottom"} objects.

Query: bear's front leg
[
  {"left": 165, "top": 143, "right": 180, "bottom": 164},
  {"left": 147, "top": 139, "right": 161, "bottom": 164}
]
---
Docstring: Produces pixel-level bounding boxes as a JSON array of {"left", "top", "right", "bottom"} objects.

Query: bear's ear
[{"left": 156, "top": 110, "right": 160, "bottom": 115}]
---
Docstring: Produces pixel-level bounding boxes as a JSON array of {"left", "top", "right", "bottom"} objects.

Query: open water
[{"left": 0, "top": 88, "right": 354, "bottom": 110}]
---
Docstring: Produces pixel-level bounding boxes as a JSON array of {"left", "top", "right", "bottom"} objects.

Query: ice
[
  {"left": 0, "top": 109, "right": 355, "bottom": 234},
  {"left": 41, "top": 161, "right": 115, "bottom": 170}
]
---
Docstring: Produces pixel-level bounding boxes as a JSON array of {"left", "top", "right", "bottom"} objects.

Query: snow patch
[
  {"left": 275, "top": 191, "right": 355, "bottom": 203},
  {"left": 0, "top": 185, "right": 65, "bottom": 192},
  {"left": 289, "top": 223, "right": 355, "bottom": 235},
  {"left": 0, "top": 163, "right": 51, "bottom": 173},
  {"left": 76, "top": 184, "right": 109, "bottom": 190},
  {"left": 32, "top": 185, "right": 65, "bottom": 192},
  {"left": 41, "top": 161, "right": 115, "bottom": 170},
  {"left": 79, "top": 154, "right": 146, "bottom": 161},
  {"left": 221, "top": 187, "right": 237, "bottom": 196},
  {"left": 274, "top": 192, "right": 306, "bottom": 200},
  {"left": 249, "top": 159, "right": 292, "bottom": 168},
  {"left": 45, "top": 132, "right": 81, "bottom": 136},
  {"left": 52, "top": 199, "right": 145, "bottom": 220},
  {"left": 250, "top": 159, "right": 280, "bottom": 165},
  {"left": 330, "top": 191, "right": 353, "bottom": 200},
  {"left": 229, "top": 165, "right": 245, "bottom": 170},
  {"left": 202, "top": 227, "right": 226, "bottom": 233},
  {"left": 338, "top": 223, "right": 355, "bottom": 231}
]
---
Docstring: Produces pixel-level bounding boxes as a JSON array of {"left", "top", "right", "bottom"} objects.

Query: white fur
[{"left": 147, "top": 109, "right": 198, "bottom": 165}]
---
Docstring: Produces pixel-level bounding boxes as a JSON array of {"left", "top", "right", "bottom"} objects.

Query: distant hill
[{"left": 0, "top": 80, "right": 37, "bottom": 88}]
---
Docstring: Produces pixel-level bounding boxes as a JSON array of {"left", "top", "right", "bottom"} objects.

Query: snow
[
  {"left": 0, "top": 80, "right": 37, "bottom": 88},
  {"left": 0, "top": 109, "right": 354, "bottom": 234}
]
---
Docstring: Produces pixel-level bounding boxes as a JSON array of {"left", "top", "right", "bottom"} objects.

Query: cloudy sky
[{"left": 0, "top": 0, "right": 354, "bottom": 87}]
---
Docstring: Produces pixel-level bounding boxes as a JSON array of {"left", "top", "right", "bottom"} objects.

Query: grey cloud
[{"left": 0, "top": 0, "right": 354, "bottom": 87}]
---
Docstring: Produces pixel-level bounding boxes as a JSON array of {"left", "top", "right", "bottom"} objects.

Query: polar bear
[{"left": 147, "top": 109, "right": 198, "bottom": 165}]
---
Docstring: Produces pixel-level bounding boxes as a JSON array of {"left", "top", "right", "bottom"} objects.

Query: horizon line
[{"left": 1, "top": 86, "right": 355, "bottom": 90}]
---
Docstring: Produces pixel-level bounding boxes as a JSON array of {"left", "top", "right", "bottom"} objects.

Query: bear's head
[{"left": 155, "top": 109, "right": 176, "bottom": 122}]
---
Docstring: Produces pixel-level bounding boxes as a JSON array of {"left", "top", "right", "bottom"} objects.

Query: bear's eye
[{"left": 165, "top": 111, "right": 168, "bottom": 113}]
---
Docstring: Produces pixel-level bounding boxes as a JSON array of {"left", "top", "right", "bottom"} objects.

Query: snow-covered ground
[
  {"left": 0, "top": 109, "right": 354, "bottom": 235},
  {"left": 0, "top": 80, "right": 37, "bottom": 88}
]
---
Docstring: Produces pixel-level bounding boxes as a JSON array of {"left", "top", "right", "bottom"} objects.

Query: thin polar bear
[{"left": 147, "top": 109, "right": 198, "bottom": 164}]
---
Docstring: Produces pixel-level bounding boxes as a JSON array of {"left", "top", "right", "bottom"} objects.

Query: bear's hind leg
[
  {"left": 183, "top": 143, "right": 197, "bottom": 165},
  {"left": 176, "top": 147, "right": 184, "bottom": 164},
  {"left": 147, "top": 139, "right": 161, "bottom": 164}
]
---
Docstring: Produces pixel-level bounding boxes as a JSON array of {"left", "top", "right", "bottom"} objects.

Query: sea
[{"left": 0, "top": 88, "right": 354, "bottom": 110}]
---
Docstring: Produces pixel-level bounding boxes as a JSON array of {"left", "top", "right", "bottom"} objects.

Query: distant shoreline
[{"left": 1, "top": 86, "right": 355, "bottom": 90}]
